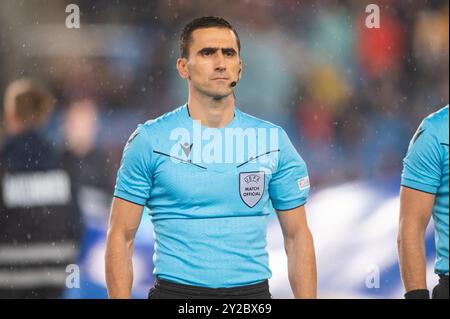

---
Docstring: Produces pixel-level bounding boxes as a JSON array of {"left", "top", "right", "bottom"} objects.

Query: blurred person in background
[
  {"left": 62, "top": 99, "right": 113, "bottom": 221},
  {"left": 0, "top": 79, "right": 82, "bottom": 299},
  {"left": 398, "top": 105, "right": 449, "bottom": 299}
]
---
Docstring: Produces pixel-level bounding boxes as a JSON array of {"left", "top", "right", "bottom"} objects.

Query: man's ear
[
  {"left": 238, "top": 60, "right": 243, "bottom": 81},
  {"left": 176, "top": 58, "right": 190, "bottom": 80}
]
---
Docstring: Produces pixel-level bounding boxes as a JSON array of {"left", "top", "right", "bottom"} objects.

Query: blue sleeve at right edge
[{"left": 401, "top": 120, "right": 442, "bottom": 194}]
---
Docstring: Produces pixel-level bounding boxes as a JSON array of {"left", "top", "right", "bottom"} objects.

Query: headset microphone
[{"left": 230, "top": 66, "right": 241, "bottom": 88}]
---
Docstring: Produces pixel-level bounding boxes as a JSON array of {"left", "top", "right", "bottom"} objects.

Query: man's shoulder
[
  {"left": 124, "top": 106, "right": 185, "bottom": 147},
  {"left": 142, "top": 106, "right": 184, "bottom": 129},
  {"left": 238, "top": 108, "right": 283, "bottom": 131},
  {"left": 424, "top": 105, "right": 448, "bottom": 124},
  {"left": 132, "top": 106, "right": 186, "bottom": 140}
]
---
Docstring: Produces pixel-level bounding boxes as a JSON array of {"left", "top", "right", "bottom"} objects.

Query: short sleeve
[
  {"left": 401, "top": 120, "right": 443, "bottom": 194},
  {"left": 114, "top": 124, "right": 153, "bottom": 206},
  {"left": 269, "top": 128, "right": 310, "bottom": 211}
]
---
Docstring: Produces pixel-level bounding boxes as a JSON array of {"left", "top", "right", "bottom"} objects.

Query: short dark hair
[{"left": 179, "top": 16, "right": 241, "bottom": 59}]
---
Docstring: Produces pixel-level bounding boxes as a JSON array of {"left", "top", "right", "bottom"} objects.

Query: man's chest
[{"left": 148, "top": 141, "right": 279, "bottom": 212}]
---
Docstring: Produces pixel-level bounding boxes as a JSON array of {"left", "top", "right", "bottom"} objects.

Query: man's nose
[{"left": 214, "top": 52, "right": 226, "bottom": 71}]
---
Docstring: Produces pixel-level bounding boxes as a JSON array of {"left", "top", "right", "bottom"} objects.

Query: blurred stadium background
[{"left": 0, "top": 0, "right": 448, "bottom": 298}]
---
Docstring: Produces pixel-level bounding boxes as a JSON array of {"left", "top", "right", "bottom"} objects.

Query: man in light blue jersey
[
  {"left": 398, "top": 105, "right": 449, "bottom": 299},
  {"left": 105, "top": 16, "right": 317, "bottom": 299}
]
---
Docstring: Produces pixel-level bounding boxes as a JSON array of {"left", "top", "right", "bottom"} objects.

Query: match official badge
[{"left": 239, "top": 172, "right": 265, "bottom": 208}]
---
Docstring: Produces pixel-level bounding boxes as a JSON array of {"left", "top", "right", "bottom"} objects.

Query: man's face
[{"left": 178, "top": 27, "right": 242, "bottom": 99}]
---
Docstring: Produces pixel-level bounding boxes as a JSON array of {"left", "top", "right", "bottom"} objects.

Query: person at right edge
[{"left": 398, "top": 105, "right": 449, "bottom": 299}]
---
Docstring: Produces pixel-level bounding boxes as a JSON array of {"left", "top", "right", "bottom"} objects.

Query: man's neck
[{"left": 187, "top": 91, "right": 235, "bottom": 128}]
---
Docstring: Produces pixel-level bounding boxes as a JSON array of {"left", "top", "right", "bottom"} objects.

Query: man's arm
[
  {"left": 105, "top": 197, "right": 144, "bottom": 299},
  {"left": 276, "top": 205, "right": 317, "bottom": 299},
  {"left": 397, "top": 186, "right": 435, "bottom": 297}
]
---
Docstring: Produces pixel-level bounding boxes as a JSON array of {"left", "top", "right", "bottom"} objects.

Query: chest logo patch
[
  {"left": 180, "top": 142, "right": 193, "bottom": 158},
  {"left": 239, "top": 172, "right": 265, "bottom": 208}
]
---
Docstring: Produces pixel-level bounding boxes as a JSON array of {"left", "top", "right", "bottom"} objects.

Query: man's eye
[{"left": 202, "top": 51, "right": 212, "bottom": 56}]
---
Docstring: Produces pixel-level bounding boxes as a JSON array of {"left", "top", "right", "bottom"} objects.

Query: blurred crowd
[{"left": 0, "top": 0, "right": 449, "bottom": 191}]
